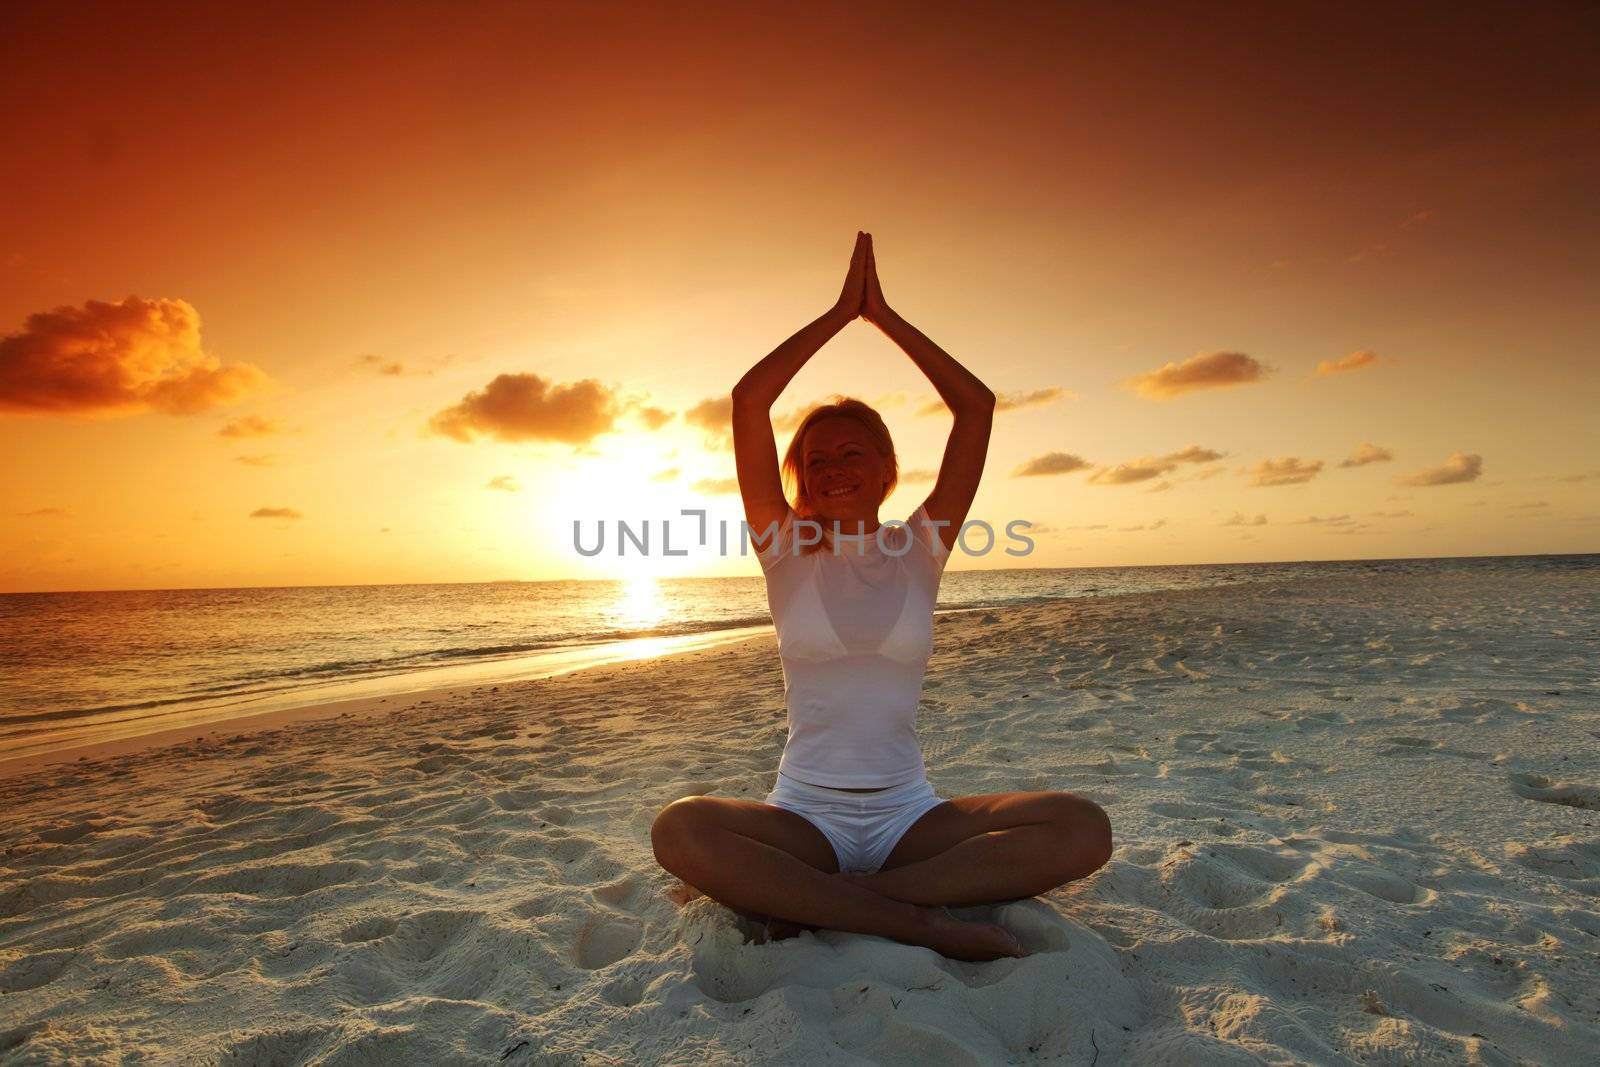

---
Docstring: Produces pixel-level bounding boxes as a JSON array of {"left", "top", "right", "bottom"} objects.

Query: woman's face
[{"left": 801, "top": 415, "right": 889, "bottom": 529}]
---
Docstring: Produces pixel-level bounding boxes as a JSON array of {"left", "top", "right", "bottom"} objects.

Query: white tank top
[{"left": 755, "top": 502, "right": 950, "bottom": 788}]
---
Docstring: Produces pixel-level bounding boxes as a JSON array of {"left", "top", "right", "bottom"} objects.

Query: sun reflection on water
[{"left": 615, "top": 574, "right": 668, "bottom": 634}]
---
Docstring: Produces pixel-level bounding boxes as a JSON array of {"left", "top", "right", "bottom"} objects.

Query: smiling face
[{"left": 801, "top": 415, "right": 890, "bottom": 532}]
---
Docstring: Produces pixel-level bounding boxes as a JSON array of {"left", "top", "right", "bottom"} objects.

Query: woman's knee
[
  {"left": 1054, "top": 795, "right": 1113, "bottom": 878},
  {"left": 650, "top": 797, "right": 711, "bottom": 866}
]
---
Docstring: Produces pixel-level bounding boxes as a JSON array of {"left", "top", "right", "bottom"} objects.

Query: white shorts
[{"left": 765, "top": 771, "right": 947, "bottom": 875}]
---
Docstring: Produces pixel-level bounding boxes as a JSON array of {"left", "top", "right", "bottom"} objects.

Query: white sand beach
[{"left": 2, "top": 567, "right": 1597, "bottom": 1064}]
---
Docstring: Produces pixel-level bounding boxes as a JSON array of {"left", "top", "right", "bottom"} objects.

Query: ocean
[{"left": 3, "top": 553, "right": 1594, "bottom": 760}]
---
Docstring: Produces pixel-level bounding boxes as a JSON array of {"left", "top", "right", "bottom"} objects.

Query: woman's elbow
[
  {"left": 732, "top": 383, "right": 773, "bottom": 411},
  {"left": 959, "top": 387, "right": 996, "bottom": 415}
]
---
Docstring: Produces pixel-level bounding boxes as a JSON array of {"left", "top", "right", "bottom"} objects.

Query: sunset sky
[{"left": 2, "top": 1, "right": 1597, "bottom": 593}]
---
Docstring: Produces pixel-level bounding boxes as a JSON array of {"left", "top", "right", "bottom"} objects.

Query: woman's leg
[{"left": 650, "top": 796, "right": 1028, "bottom": 960}]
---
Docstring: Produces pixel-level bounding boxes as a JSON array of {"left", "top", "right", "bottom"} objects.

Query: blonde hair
[{"left": 779, "top": 396, "right": 898, "bottom": 554}]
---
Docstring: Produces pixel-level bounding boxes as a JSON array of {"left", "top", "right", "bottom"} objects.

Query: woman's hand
[
  {"left": 862, "top": 232, "right": 895, "bottom": 326},
  {"left": 831, "top": 231, "right": 868, "bottom": 321}
]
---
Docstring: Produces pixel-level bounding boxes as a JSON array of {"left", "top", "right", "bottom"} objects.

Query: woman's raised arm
[
  {"left": 731, "top": 232, "right": 868, "bottom": 537},
  {"left": 861, "top": 234, "right": 997, "bottom": 552}
]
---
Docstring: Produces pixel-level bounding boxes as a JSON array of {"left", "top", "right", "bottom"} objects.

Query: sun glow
[
  {"left": 540, "top": 432, "right": 749, "bottom": 580},
  {"left": 614, "top": 574, "right": 669, "bottom": 633}
]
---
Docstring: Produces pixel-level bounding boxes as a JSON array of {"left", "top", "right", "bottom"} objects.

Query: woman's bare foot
[
  {"left": 763, "top": 910, "right": 1024, "bottom": 958},
  {"left": 916, "top": 906, "right": 1030, "bottom": 962},
  {"left": 765, "top": 916, "right": 820, "bottom": 941}
]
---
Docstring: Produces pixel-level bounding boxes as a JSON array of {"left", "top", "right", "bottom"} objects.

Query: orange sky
[{"left": 2, "top": 1, "right": 1597, "bottom": 593}]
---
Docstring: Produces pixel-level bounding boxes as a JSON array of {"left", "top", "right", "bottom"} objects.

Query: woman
[{"left": 651, "top": 232, "right": 1114, "bottom": 963}]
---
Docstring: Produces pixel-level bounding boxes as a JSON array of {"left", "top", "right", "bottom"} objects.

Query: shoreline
[
  {"left": 0, "top": 605, "right": 1001, "bottom": 775},
  {"left": 0, "top": 627, "right": 779, "bottom": 779}
]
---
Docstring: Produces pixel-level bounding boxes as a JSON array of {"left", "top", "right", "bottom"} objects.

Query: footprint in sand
[
  {"left": 220, "top": 1029, "right": 332, "bottom": 1065},
  {"left": 374, "top": 909, "right": 483, "bottom": 965},
  {"left": 0, "top": 948, "right": 75, "bottom": 993},
  {"left": 1506, "top": 836, "right": 1600, "bottom": 882},
  {"left": 575, "top": 912, "right": 643, "bottom": 969},
  {"left": 1339, "top": 868, "right": 1434, "bottom": 906},
  {"left": 592, "top": 873, "right": 648, "bottom": 912},
  {"left": 1172, "top": 731, "right": 1220, "bottom": 752},
  {"left": 338, "top": 915, "right": 399, "bottom": 943},
  {"left": 1148, "top": 799, "right": 1258, "bottom": 820},
  {"left": 1507, "top": 772, "right": 1600, "bottom": 811},
  {"left": 489, "top": 788, "right": 544, "bottom": 812},
  {"left": 1378, "top": 736, "right": 1495, "bottom": 762},
  {"left": 538, "top": 804, "right": 576, "bottom": 826},
  {"left": 1157, "top": 842, "right": 1316, "bottom": 940},
  {"left": 599, "top": 974, "right": 646, "bottom": 1006},
  {"left": 1431, "top": 696, "right": 1545, "bottom": 725}
]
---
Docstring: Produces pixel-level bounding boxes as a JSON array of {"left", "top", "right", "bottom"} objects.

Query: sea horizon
[{"left": 5, "top": 547, "right": 1594, "bottom": 597}]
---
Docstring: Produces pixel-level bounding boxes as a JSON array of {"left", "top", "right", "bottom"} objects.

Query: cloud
[
  {"left": 652, "top": 466, "right": 680, "bottom": 482},
  {"left": 354, "top": 354, "right": 406, "bottom": 376},
  {"left": 0, "top": 296, "right": 271, "bottom": 418},
  {"left": 615, "top": 393, "right": 675, "bottom": 430},
  {"left": 1192, "top": 465, "right": 1227, "bottom": 480},
  {"left": 1013, "top": 452, "right": 1092, "bottom": 477},
  {"left": 1398, "top": 452, "right": 1483, "bottom": 486},
  {"left": 635, "top": 405, "right": 673, "bottom": 430},
  {"left": 1087, "top": 445, "right": 1225, "bottom": 485},
  {"left": 250, "top": 507, "right": 302, "bottom": 519},
  {"left": 923, "top": 387, "right": 1072, "bottom": 416},
  {"left": 1117, "top": 519, "right": 1167, "bottom": 531},
  {"left": 427, "top": 372, "right": 618, "bottom": 444},
  {"left": 999, "top": 386, "right": 1075, "bottom": 411},
  {"left": 1316, "top": 350, "right": 1382, "bottom": 377},
  {"left": 898, "top": 468, "right": 938, "bottom": 483},
  {"left": 1344, "top": 242, "right": 1393, "bottom": 264},
  {"left": 1400, "top": 209, "right": 1436, "bottom": 229},
  {"left": 773, "top": 402, "right": 819, "bottom": 433},
  {"left": 487, "top": 475, "right": 520, "bottom": 492},
  {"left": 1122, "top": 351, "right": 1270, "bottom": 400},
  {"left": 1162, "top": 445, "right": 1225, "bottom": 464},
  {"left": 17, "top": 506, "right": 69, "bottom": 517},
  {"left": 1512, "top": 501, "right": 1549, "bottom": 510},
  {"left": 1338, "top": 442, "right": 1393, "bottom": 467},
  {"left": 1293, "top": 514, "right": 1354, "bottom": 525},
  {"left": 231, "top": 454, "right": 280, "bottom": 467},
  {"left": 1090, "top": 463, "right": 1168, "bottom": 484},
  {"left": 1222, "top": 513, "right": 1267, "bottom": 526},
  {"left": 354, "top": 353, "right": 455, "bottom": 378},
  {"left": 218, "top": 415, "right": 285, "bottom": 439},
  {"left": 691, "top": 476, "right": 740, "bottom": 495},
  {"left": 1248, "top": 457, "right": 1324, "bottom": 486},
  {"left": 1146, "top": 480, "right": 1172, "bottom": 493},
  {"left": 684, "top": 396, "right": 733, "bottom": 449},
  {"left": 1370, "top": 509, "right": 1413, "bottom": 518}
]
